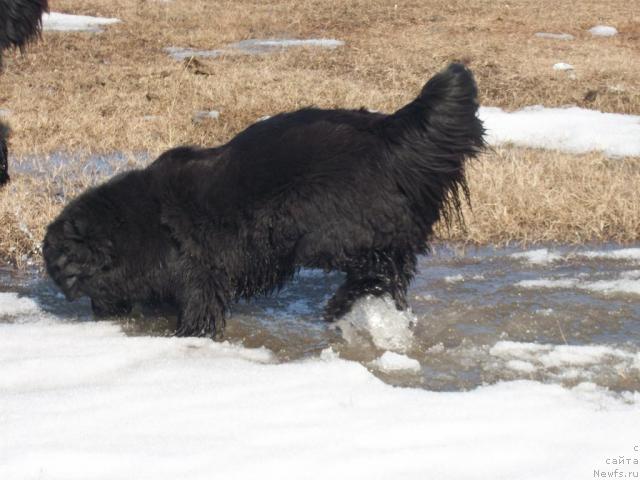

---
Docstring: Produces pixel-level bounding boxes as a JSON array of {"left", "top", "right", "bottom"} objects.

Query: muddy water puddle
[{"left": 1, "top": 244, "right": 639, "bottom": 392}]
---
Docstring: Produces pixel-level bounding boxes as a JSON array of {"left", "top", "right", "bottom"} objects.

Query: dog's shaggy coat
[
  {"left": 44, "top": 63, "right": 485, "bottom": 337},
  {"left": 0, "top": 0, "right": 48, "bottom": 186}
]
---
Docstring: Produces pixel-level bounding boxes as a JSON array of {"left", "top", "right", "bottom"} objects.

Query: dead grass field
[{"left": 1, "top": 0, "right": 639, "bottom": 265}]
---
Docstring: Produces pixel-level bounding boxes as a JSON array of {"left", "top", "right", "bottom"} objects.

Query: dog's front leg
[
  {"left": 175, "top": 269, "right": 230, "bottom": 339},
  {"left": 324, "top": 250, "right": 416, "bottom": 321},
  {"left": 91, "top": 297, "right": 132, "bottom": 317}
]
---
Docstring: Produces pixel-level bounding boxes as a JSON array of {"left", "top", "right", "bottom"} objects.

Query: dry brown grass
[
  {"left": 1, "top": 0, "right": 639, "bottom": 265},
  {"left": 441, "top": 148, "right": 640, "bottom": 244}
]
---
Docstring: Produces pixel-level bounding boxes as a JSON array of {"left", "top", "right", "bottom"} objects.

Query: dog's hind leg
[{"left": 324, "top": 250, "right": 417, "bottom": 321}]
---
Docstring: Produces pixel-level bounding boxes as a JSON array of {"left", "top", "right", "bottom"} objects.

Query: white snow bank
[
  {"left": 0, "top": 292, "right": 41, "bottom": 316},
  {"left": 553, "top": 62, "right": 574, "bottom": 71},
  {"left": 371, "top": 351, "right": 421, "bottom": 372},
  {"left": 517, "top": 270, "right": 640, "bottom": 295},
  {"left": 535, "top": 32, "right": 574, "bottom": 40},
  {"left": 42, "top": 12, "right": 121, "bottom": 32},
  {"left": 479, "top": 106, "right": 640, "bottom": 157},
  {"left": 0, "top": 318, "right": 639, "bottom": 480},
  {"left": 589, "top": 25, "right": 618, "bottom": 37},
  {"left": 511, "top": 248, "right": 562, "bottom": 265}
]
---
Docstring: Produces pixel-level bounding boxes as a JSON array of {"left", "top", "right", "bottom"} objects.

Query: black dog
[
  {"left": 43, "top": 63, "right": 485, "bottom": 338},
  {"left": 0, "top": 0, "right": 48, "bottom": 186}
]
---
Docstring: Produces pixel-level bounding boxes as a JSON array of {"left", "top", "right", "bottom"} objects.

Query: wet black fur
[
  {"left": 43, "top": 63, "right": 485, "bottom": 338},
  {"left": 0, "top": 0, "right": 48, "bottom": 186},
  {"left": 0, "top": 123, "right": 9, "bottom": 186}
]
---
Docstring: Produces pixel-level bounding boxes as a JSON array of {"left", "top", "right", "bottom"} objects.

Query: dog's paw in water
[{"left": 43, "top": 63, "right": 485, "bottom": 339}]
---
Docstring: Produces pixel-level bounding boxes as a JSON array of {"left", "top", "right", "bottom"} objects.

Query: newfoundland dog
[
  {"left": 0, "top": 0, "right": 48, "bottom": 186},
  {"left": 43, "top": 63, "right": 485, "bottom": 338}
]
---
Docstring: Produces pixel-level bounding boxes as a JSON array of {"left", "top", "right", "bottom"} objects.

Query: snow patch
[
  {"left": 42, "top": 12, "right": 121, "bottom": 32},
  {"left": 0, "top": 321, "right": 638, "bottom": 479},
  {"left": 511, "top": 248, "right": 562, "bottom": 265},
  {"left": 444, "top": 274, "right": 465, "bottom": 284},
  {"left": 230, "top": 38, "right": 344, "bottom": 54},
  {"left": 511, "top": 248, "right": 640, "bottom": 266},
  {"left": 553, "top": 62, "right": 574, "bottom": 71},
  {"left": 518, "top": 278, "right": 578, "bottom": 289},
  {"left": 0, "top": 292, "right": 41, "bottom": 317},
  {"left": 479, "top": 106, "right": 640, "bottom": 157},
  {"left": 492, "top": 341, "right": 637, "bottom": 371},
  {"left": 589, "top": 25, "right": 618, "bottom": 37},
  {"left": 192, "top": 110, "right": 221, "bottom": 123},
  {"left": 582, "top": 270, "right": 640, "bottom": 295},
  {"left": 535, "top": 32, "right": 574, "bottom": 40},
  {"left": 371, "top": 351, "right": 421, "bottom": 373},
  {"left": 505, "top": 359, "right": 537, "bottom": 373},
  {"left": 166, "top": 38, "right": 344, "bottom": 60},
  {"left": 517, "top": 271, "right": 640, "bottom": 295},
  {"left": 577, "top": 248, "right": 640, "bottom": 262},
  {"left": 165, "top": 47, "right": 224, "bottom": 60}
]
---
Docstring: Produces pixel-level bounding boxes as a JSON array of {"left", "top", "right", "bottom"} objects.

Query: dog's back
[{"left": 159, "top": 64, "right": 483, "bottom": 254}]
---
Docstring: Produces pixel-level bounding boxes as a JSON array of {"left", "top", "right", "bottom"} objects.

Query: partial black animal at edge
[
  {"left": 43, "top": 63, "right": 486, "bottom": 339},
  {"left": 0, "top": 0, "right": 49, "bottom": 186}
]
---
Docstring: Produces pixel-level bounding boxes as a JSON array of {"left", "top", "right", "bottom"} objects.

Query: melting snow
[
  {"left": 512, "top": 248, "right": 640, "bottom": 266},
  {"left": 535, "top": 32, "right": 574, "bottom": 40},
  {"left": 511, "top": 248, "right": 562, "bottom": 265},
  {"left": 42, "top": 12, "right": 121, "bottom": 32},
  {"left": 0, "top": 312, "right": 638, "bottom": 480},
  {"left": 577, "top": 248, "right": 640, "bottom": 261},
  {"left": 192, "top": 110, "right": 221, "bottom": 123},
  {"left": 166, "top": 38, "right": 344, "bottom": 60},
  {"left": 517, "top": 270, "right": 640, "bottom": 295},
  {"left": 0, "top": 292, "right": 41, "bottom": 317},
  {"left": 164, "top": 46, "right": 224, "bottom": 60},
  {"left": 589, "top": 25, "right": 618, "bottom": 37},
  {"left": 491, "top": 341, "right": 638, "bottom": 370},
  {"left": 553, "top": 62, "right": 574, "bottom": 71},
  {"left": 230, "top": 38, "right": 344, "bottom": 54},
  {"left": 444, "top": 274, "right": 465, "bottom": 283},
  {"left": 371, "top": 351, "right": 421, "bottom": 372},
  {"left": 479, "top": 106, "right": 640, "bottom": 157}
]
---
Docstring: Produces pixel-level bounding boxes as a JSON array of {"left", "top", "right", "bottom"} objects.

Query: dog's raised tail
[
  {"left": 381, "top": 63, "right": 485, "bottom": 227},
  {"left": 385, "top": 63, "right": 485, "bottom": 158}
]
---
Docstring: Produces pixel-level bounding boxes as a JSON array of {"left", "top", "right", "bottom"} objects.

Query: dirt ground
[{"left": 1, "top": 0, "right": 639, "bottom": 265}]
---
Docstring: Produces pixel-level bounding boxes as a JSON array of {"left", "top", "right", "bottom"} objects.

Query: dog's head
[
  {"left": 43, "top": 170, "right": 166, "bottom": 304},
  {"left": 43, "top": 206, "right": 115, "bottom": 301}
]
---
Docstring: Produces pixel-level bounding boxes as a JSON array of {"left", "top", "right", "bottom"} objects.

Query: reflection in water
[{"left": 1, "top": 244, "right": 639, "bottom": 392}]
